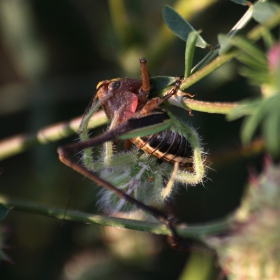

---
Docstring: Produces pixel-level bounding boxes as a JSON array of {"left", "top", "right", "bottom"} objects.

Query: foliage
[
  {"left": 227, "top": 28, "right": 280, "bottom": 156},
  {"left": 0, "top": 0, "right": 280, "bottom": 279}
]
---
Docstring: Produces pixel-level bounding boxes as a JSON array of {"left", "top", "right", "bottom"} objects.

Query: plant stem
[
  {"left": 0, "top": 111, "right": 107, "bottom": 161},
  {"left": 192, "top": 1, "right": 254, "bottom": 73},
  {"left": 2, "top": 12, "right": 279, "bottom": 159},
  {"left": 0, "top": 195, "right": 230, "bottom": 239},
  {"left": 181, "top": 98, "right": 239, "bottom": 114},
  {"left": 180, "top": 10, "right": 280, "bottom": 91},
  {"left": 169, "top": 10, "right": 280, "bottom": 114}
]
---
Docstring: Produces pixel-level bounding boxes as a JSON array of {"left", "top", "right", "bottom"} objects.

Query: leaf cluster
[
  {"left": 226, "top": 2, "right": 280, "bottom": 157},
  {"left": 162, "top": 1, "right": 280, "bottom": 157}
]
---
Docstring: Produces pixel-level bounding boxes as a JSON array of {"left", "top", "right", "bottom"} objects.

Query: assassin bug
[{"left": 57, "top": 58, "right": 205, "bottom": 243}]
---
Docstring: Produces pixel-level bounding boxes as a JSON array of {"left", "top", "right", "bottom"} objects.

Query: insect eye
[{"left": 108, "top": 81, "right": 121, "bottom": 91}]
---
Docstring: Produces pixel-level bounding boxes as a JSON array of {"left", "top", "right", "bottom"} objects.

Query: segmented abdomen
[{"left": 131, "top": 126, "right": 193, "bottom": 168}]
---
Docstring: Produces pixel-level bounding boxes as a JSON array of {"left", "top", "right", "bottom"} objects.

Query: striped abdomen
[{"left": 131, "top": 114, "right": 193, "bottom": 168}]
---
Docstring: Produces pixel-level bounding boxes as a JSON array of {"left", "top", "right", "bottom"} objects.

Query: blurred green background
[{"left": 0, "top": 1, "right": 262, "bottom": 279}]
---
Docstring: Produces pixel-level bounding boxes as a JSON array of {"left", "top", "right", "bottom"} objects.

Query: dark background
[{"left": 0, "top": 1, "right": 262, "bottom": 279}]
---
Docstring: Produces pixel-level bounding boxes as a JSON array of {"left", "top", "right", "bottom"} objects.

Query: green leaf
[
  {"left": 162, "top": 6, "right": 208, "bottom": 48},
  {"left": 0, "top": 204, "right": 11, "bottom": 221},
  {"left": 219, "top": 34, "right": 267, "bottom": 67},
  {"left": 253, "top": 2, "right": 280, "bottom": 24},
  {"left": 150, "top": 76, "right": 177, "bottom": 99},
  {"left": 218, "top": 34, "right": 230, "bottom": 55},
  {"left": 184, "top": 31, "right": 198, "bottom": 78},
  {"left": 263, "top": 108, "right": 280, "bottom": 156},
  {"left": 239, "top": 67, "right": 270, "bottom": 85},
  {"left": 230, "top": 93, "right": 280, "bottom": 157},
  {"left": 231, "top": 0, "right": 248, "bottom": 6},
  {"left": 237, "top": 53, "right": 268, "bottom": 71},
  {"left": 150, "top": 76, "right": 176, "bottom": 91},
  {"left": 227, "top": 98, "right": 262, "bottom": 120},
  {"left": 241, "top": 100, "right": 269, "bottom": 144},
  {"left": 230, "top": 36, "right": 267, "bottom": 65},
  {"left": 262, "top": 30, "right": 276, "bottom": 49}
]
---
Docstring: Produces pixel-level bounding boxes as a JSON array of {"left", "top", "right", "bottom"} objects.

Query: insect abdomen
[{"left": 131, "top": 120, "right": 193, "bottom": 168}]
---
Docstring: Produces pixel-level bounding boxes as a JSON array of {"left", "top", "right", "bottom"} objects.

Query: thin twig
[
  {"left": 0, "top": 195, "right": 230, "bottom": 239},
  {"left": 0, "top": 111, "right": 107, "bottom": 160}
]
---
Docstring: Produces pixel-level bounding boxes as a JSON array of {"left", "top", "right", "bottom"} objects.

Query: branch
[
  {"left": 0, "top": 111, "right": 107, "bottom": 160},
  {"left": 0, "top": 195, "right": 231, "bottom": 239}
]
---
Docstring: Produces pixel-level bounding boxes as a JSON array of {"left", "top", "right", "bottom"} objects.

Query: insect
[{"left": 57, "top": 58, "right": 205, "bottom": 244}]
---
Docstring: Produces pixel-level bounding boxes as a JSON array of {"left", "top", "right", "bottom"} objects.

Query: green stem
[
  {"left": 0, "top": 111, "right": 108, "bottom": 161},
  {"left": 180, "top": 10, "right": 280, "bottom": 91},
  {"left": 168, "top": 95, "right": 239, "bottom": 114},
  {"left": 180, "top": 51, "right": 238, "bottom": 90},
  {"left": 167, "top": 10, "right": 280, "bottom": 114},
  {"left": 192, "top": 0, "right": 254, "bottom": 73},
  {"left": 1, "top": 12, "right": 279, "bottom": 159},
  {"left": 0, "top": 195, "right": 231, "bottom": 239},
  {"left": 182, "top": 99, "right": 239, "bottom": 114}
]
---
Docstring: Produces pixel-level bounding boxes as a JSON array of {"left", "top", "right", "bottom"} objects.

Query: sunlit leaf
[
  {"left": 163, "top": 6, "right": 208, "bottom": 48},
  {"left": 253, "top": 2, "right": 280, "bottom": 24}
]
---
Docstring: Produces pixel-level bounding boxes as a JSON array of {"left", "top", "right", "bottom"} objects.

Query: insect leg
[
  {"left": 139, "top": 77, "right": 183, "bottom": 116},
  {"left": 161, "top": 162, "right": 179, "bottom": 199},
  {"left": 57, "top": 145, "right": 180, "bottom": 236}
]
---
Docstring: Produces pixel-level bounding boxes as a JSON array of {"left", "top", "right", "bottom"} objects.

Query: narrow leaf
[
  {"left": 239, "top": 67, "right": 270, "bottom": 85},
  {"left": 163, "top": 6, "right": 208, "bottom": 48},
  {"left": 184, "top": 31, "right": 198, "bottom": 78},
  {"left": 237, "top": 53, "right": 268, "bottom": 71},
  {"left": 263, "top": 107, "right": 280, "bottom": 156},
  {"left": 230, "top": 36, "right": 267, "bottom": 65},
  {"left": 241, "top": 101, "right": 269, "bottom": 144},
  {"left": 227, "top": 99, "right": 262, "bottom": 120}
]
